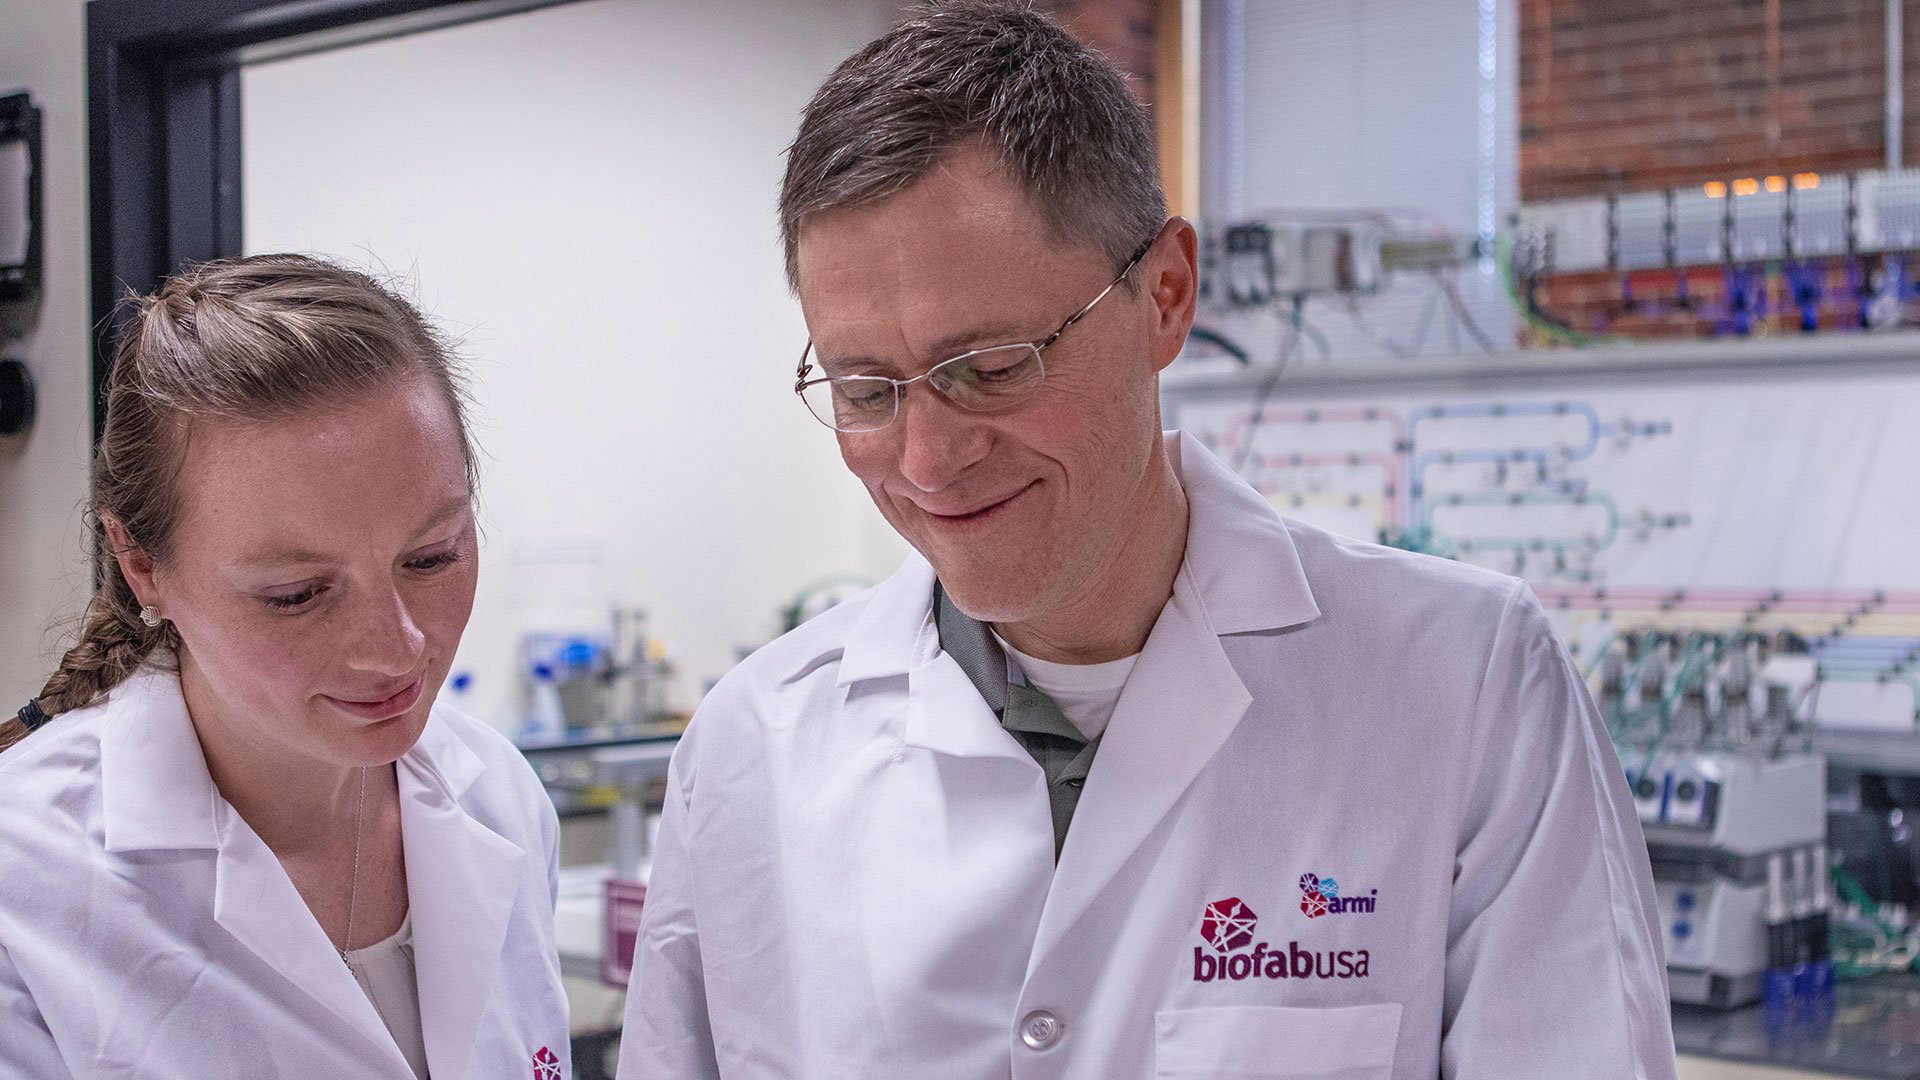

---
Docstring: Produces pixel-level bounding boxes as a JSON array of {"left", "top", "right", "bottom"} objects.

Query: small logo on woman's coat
[{"left": 533, "top": 1046, "right": 563, "bottom": 1079}]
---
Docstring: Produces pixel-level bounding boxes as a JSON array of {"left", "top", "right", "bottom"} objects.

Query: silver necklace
[{"left": 339, "top": 766, "right": 367, "bottom": 969}]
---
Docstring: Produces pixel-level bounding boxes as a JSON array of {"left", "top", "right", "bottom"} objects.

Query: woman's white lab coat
[
  {"left": 0, "top": 666, "right": 571, "bottom": 1079},
  {"left": 621, "top": 431, "right": 1676, "bottom": 1080}
]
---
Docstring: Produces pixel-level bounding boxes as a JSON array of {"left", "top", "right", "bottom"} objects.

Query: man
[{"left": 620, "top": 4, "right": 1676, "bottom": 1078}]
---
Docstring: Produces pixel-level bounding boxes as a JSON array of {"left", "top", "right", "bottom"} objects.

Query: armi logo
[
  {"left": 1299, "top": 872, "right": 1377, "bottom": 919},
  {"left": 1192, "top": 896, "right": 1370, "bottom": 983}
]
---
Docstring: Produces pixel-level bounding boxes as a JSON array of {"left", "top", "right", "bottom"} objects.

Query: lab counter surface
[
  {"left": 1668, "top": 980, "right": 1920, "bottom": 1079},
  {"left": 551, "top": 860, "right": 1917, "bottom": 1079}
]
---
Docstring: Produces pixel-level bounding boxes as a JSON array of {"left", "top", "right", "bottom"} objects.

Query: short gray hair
[{"left": 779, "top": 1, "right": 1166, "bottom": 289}]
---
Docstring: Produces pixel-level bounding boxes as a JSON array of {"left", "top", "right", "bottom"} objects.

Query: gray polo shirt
[{"left": 933, "top": 583, "right": 1098, "bottom": 860}]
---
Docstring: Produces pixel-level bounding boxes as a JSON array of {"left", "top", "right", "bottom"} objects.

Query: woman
[{"left": 0, "top": 255, "right": 570, "bottom": 1079}]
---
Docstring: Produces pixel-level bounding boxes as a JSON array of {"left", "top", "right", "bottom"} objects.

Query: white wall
[
  {"left": 243, "top": 0, "right": 912, "bottom": 728},
  {"left": 0, "top": 0, "right": 94, "bottom": 710}
]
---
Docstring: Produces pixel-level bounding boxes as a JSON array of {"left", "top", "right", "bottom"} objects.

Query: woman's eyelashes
[
  {"left": 256, "top": 546, "right": 465, "bottom": 612},
  {"left": 405, "top": 548, "right": 464, "bottom": 574},
  {"left": 261, "top": 583, "right": 324, "bottom": 611}
]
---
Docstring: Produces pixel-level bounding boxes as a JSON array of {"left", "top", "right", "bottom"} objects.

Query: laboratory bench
[{"left": 1669, "top": 977, "right": 1920, "bottom": 1079}]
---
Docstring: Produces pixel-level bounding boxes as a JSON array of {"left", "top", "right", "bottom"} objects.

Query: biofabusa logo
[
  {"left": 1298, "top": 872, "right": 1377, "bottom": 918},
  {"left": 1192, "top": 895, "right": 1371, "bottom": 983},
  {"left": 1200, "top": 896, "right": 1258, "bottom": 952}
]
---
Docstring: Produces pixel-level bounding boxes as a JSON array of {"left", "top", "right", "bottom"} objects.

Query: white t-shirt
[
  {"left": 346, "top": 912, "right": 429, "bottom": 1079},
  {"left": 993, "top": 631, "right": 1140, "bottom": 742}
]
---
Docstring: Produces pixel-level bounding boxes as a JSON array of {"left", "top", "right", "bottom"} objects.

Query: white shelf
[{"left": 1165, "top": 331, "right": 1920, "bottom": 399}]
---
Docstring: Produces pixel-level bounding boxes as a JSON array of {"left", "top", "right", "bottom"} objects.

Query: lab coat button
[{"left": 1020, "top": 1010, "right": 1062, "bottom": 1050}]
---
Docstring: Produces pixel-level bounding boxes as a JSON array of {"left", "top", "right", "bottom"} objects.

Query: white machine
[{"left": 1632, "top": 750, "right": 1825, "bottom": 1007}]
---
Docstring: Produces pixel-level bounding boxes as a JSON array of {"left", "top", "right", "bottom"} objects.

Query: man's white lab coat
[{"left": 622, "top": 431, "right": 1675, "bottom": 1080}]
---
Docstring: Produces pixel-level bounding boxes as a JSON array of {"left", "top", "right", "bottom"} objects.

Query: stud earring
[{"left": 139, "top": 605, "right": 163, "bottom": 628}]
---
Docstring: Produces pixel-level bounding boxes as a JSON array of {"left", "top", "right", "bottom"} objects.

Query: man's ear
[{"left": 1145, "top": 217, "right": 1200, "bottom": 373}]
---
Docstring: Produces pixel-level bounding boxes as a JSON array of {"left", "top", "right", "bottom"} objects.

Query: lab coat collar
[
  {"left": 1022, "top": 436, "right": 1320, "bottom": 962},
  {"left": 100, "top": 664, "right": 222, "bottom": 853},
  {"left": 837, "top": 556, "right": 941, "bottom": 687},
  {"left": 210, "top": 705, "right": 524, "bottom": 1079},
  {"left": 1167, "top": 429, "right": 1321, "bottom": 634},
  {"left": 405, "top": 695, "right": 488, "bottom": 800},
  {"left": 827, "top": 429, "right": 1328, "bottom": 973},
  {"left": 100, "top": 665, "right": 490, "bottom": 851},
  {"left": 833, "top": 429, "right": 1320, "bottom": 692}
]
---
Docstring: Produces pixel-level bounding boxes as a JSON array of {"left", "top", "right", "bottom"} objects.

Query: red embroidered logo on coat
[
  {"left": 533, "top": 1046, "right": 562, "bottom": 1079},
  {"left": 1199, "top": 896, "right": 1258, "bottom": 953}
]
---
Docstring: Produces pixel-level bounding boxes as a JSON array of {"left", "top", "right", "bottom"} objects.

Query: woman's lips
[{"left": 323, "top": 678, "right": 423, "bottom": 721}]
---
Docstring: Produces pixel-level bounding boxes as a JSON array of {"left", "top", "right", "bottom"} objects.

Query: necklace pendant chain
[{"left": 340, "top": 765, "right": 367, "bottom": 969}]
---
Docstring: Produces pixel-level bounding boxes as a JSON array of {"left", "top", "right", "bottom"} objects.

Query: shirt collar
[{"left": 836, "top": 429, "right": 1322, "bottom": 685}]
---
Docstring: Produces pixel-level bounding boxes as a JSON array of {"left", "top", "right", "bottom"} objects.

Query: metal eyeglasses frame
[{"left": 793, "top": 235, "right": 1158, "bottom": 432}]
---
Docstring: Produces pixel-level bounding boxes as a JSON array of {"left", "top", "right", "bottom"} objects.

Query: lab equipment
[
  {"left": 1762, "top": 853, "right": 1794, "bottom": 1033},
  {"left": 1648, "top": 768, "right": 1824, "bottom": 1012},
  {"left": 518, "top": 607, "right": 672, "bottom": 740},
  {"left": 0, "top": 359, "right": 31, "bottom": 437},
  {"left": 524, "top": 663, "right": 566, "bottom": 741},
  {"left": 0, "top": 92, "right": 44, "bottom": 316},
  {"left": 588, "top": 740, "right": 675, "bottom": 881},
  {"left": 1510, "top": 166, "right": 1920, "bottom": 341},
  {"left": 1613, "top": 630, "right": 1828, "bottom": 1009}
]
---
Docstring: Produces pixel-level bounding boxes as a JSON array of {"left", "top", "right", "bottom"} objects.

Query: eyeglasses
[{"left": 794, "top": 236, "right": 1157, "bottom": 433}]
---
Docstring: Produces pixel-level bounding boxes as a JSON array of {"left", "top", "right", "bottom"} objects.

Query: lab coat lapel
[
  {"left": 839, "top": 556, "right": 940, "bottom": 686},
  {"left": 905, "top": 653, "right": 1033, "bottom": 760},
  {"left": 212, "top": 820, "right": 398, "bottom": 1051},
  {"left": 400, "top": 713, "right": 525, "bottom": 1080},
  {"left": 1028, "top": 562, "right": 1252, "bottom": 972},
  {"left": 1028, "top": 432, "right": 1322, "bottom": 970},
  {"left": 851, "top": 554, "right": 1033, "bottom": 761},
  {"left": 101, "top": 667, "right": 398, "bottom": 1061}
]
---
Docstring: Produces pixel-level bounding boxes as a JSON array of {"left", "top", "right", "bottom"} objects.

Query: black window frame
[{"left": 87, "top": 0, "right": 578, "bottom": 438}]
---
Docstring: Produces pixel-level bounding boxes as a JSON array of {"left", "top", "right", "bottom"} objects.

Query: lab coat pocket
[{"left": 1154, "top": 1003, "right": 1403, "bottom": 1080}]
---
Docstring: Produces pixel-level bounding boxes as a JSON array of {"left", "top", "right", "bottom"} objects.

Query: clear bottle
[
  {"left": 1670, "top": 682, "right": 1709, "bottom": 751},
  {"left": 1630, "top": 641, "right": 1669, "bottom": 750},
  {"left": 1598, "top": 644, "right": 1628, "bottom": 739},
  {"left": 1718, "top": 642, "right": 1757, "bottom": 752},
  {"left": 523, "top": 662, "right": 568, "bottom": 742}
]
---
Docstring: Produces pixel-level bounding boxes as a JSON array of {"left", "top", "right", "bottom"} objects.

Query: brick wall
[{"left": 1522, "top": 0, "right": 1908, "bottom": 201}]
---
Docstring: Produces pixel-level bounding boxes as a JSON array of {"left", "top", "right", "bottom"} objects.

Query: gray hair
[{"left": 778, "top": 0, "right": 1166, "bottom": 289}]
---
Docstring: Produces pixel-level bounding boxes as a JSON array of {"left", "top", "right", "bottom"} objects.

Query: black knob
[{"left": 0, "top": 359, "right": 33, "bottom": 436}]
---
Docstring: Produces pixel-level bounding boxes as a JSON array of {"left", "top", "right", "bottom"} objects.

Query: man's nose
[{"left": 894, "top": 385, "right": 992, "bottom": 493}]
